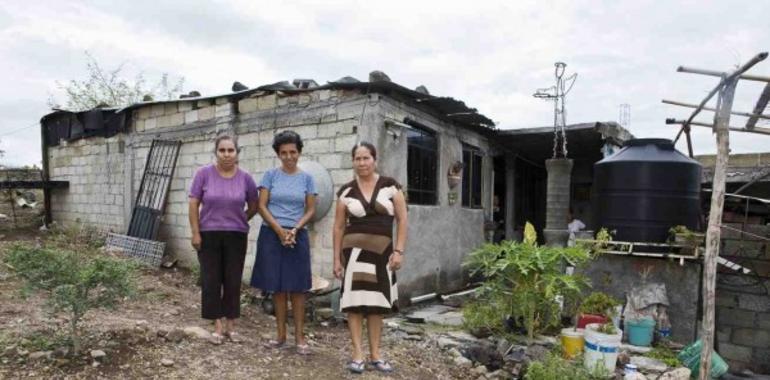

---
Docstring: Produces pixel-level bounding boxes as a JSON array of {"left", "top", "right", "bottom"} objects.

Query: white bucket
[{"left": 583, "top": 323, "right": 623, "bottom": 373}]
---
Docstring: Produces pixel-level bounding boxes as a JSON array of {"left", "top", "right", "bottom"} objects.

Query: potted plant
[
  {"left": 668, "top": 225, "right": 705, "bottom": 254},
  {"left": 584, "top": 321, "right": 623, "bottom": 373},
  {"left": 576, "top": 292, "right": 620, "bottom": 328}
]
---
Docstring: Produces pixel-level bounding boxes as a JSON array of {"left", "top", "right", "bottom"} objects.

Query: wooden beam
[
  {"left": 746, "top": 83, "right": 770, "bottom": 129},
  {"left": 662, "top": 99, "right": 770, "bottom": 120},
  {"left": 678, "top": 65, "right": 770, "bottom": 83},
  {"left": 699, "top": 77, "right": 737, "bottom": 380},
  {"left": 680, "top": 53, "right": 769, "bottom": 133},
  {"left": 666, "top": 119, "right": 770, "bottom": 136}
]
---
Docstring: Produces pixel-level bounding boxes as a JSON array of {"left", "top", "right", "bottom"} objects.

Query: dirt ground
[{"left": 0, "top": 233, "right": 468, "bottom": 380}]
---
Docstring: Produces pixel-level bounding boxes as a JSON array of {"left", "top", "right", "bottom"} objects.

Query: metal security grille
[{"left": 127, "top": 139, "right": 182, "bottom": 240}]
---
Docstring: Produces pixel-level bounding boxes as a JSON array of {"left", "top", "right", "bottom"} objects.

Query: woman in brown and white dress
[{"left": 332, "top": 141, "right": 408, "bottom": 374}]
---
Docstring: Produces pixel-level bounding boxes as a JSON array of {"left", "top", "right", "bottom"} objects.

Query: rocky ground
[
  {"left": 0, "top": 238, "right": 479, "bottom": 379},
  {"left": 0, "top": 229, "right": 702, "bottom": 380}
]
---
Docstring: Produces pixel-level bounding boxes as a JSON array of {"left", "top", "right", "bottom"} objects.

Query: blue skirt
[{"left": 250, "top": 225, "right": 312, "bottom": 293}]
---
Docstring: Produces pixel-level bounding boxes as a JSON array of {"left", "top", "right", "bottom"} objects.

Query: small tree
[
  {"left": 48, "top": 51, "right": 185, "bottom": 111},
  {"left": 463, "top": 222, "right": 593, "bottom": 344},
  {"left": 4, "top": 244, "right": 136, "bottom": 354}
]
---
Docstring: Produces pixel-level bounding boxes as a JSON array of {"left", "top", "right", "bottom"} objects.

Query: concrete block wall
[
  {"left": 46, "top": 88, "right": 495, "bottom": 299},
  {"left": 715, "top": 223, "right": 770, "bottom": 374},
  {"left": 48, "top": 136, "right": 127, "bottom": 231},
  {"left": 373, "top": 96, "right": 491, "bottom": 299},
  {"left": 127, "top": 89, "right": 363, "bottom": 282}
]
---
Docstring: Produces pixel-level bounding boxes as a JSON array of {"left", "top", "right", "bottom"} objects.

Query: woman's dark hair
[
  {"left": 214, "top": 135, "right": 239, "bottom": 153},
  {"left": 272, "top": 130, "right": 303, "bottom": 153},
  {"left": 351, "top": 141, "right": 377, "bottom": 160}
]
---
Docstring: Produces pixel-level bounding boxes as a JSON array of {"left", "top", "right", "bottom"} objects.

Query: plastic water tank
[{"left": 592, "top": 138, "right": 702, "bottom": 243}]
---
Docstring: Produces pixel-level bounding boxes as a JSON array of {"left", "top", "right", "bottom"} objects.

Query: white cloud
[{"left": 1, "top": 0, "right": 769, "bottom": 166}]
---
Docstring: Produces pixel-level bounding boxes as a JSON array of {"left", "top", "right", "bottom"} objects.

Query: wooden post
[{"left": 699, "top": 77, "right": 737, "bottom": 380}]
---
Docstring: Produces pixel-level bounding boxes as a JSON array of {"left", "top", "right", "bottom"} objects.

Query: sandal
[
  {"left": 296, "top": 343, "right": 311, "bottom": 355},
  {"left": 263, "top": 339, "right": 287, "bottom": 349},
  {"left": 369, "top": 359, "right": 393, "bottom": 373},
  {"left": 347, "top": 360, "right": 365, "bottom": 374},
  {"left": 224, "top": 331, "right": 243, "bottom": 343},
  {"left": 208, "top": 332, "right": 224, "bottom": 345}
]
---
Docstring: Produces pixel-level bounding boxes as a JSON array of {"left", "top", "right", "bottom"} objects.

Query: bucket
[
  {"left": 626, "top": 318, "right": 655, "bottom": 347},
  {"left": 677, "top": 339, "right": 729, "bottom": 379},
  {"left": 560, "top": 328, "right": 585, "bottom": 359},
  {"left": 577, "top": 313, "right": 608, "bottom": 329},
  {"left": 584, "top": 323, "right": 622, "bottom": 373}
]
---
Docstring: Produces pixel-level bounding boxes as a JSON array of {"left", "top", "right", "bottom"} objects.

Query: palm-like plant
[{"left": 464, "top": 222, "right": 593, "bottom": 344}]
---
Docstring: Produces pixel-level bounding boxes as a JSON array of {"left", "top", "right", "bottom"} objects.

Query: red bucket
[{"left": 577, "top": 314, "right": 607, "bottom": 328}]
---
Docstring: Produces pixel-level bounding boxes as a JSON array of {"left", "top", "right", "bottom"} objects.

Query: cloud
[{"left": 1, "top": 0, "right": 769, "bottom": 166}]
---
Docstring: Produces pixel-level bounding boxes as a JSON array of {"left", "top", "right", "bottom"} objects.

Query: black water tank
[{"left": 592, "top": 138, "right": 702, "bottom": 243}]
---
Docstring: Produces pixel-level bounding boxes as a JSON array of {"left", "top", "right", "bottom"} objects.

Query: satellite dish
[{"left": 298, "top": 160, "right": 335, "bottom": 222}]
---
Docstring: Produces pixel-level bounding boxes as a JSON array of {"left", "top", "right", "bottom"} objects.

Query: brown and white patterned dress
[{"left": 337, "top": 176, "right": 402, "bottom": 314}]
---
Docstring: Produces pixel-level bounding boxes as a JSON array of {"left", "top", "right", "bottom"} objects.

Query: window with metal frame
[
  {"left": 462, "top": 144, "right": 483, "bottom": 208},
  {"left": 406, "top": 122, "right": 438, "bottom": 205}
]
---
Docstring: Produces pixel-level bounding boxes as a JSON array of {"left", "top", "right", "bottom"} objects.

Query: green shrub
[
  {"left": 3, "top": 243, "right": 136, "bottom": 354},
  {"left": 647, "top": 346, "right": 682, "bottom": 367},
  {"left": 524, "top": 352, "right": 609, "bottom": 380},
  {"left": 464, "top": 222, "right": 593, "bottom": 344},
  {"left": 578, "top": 292, "right": 620, "bottom": 317}
]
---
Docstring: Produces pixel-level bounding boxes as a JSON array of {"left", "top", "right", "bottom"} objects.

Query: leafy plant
[
  {"left": 578, "top": 292, "right": 620, "bottom": 317},
  {"left": 646, "top": 346, "right": 682, "bottom": 367},
  {"left": 668, "top": 225, "right": 704, "bottom": 247},
  {"left": 595, "top": 321, "right": 618, "bottom": 335},
  {"left": 464, "top": 222, "right": 593, "bottom": 344},
  {"left": 524, "top": 351, "right": 610, "bottom": 380},
  {"left": 3, "top": 243, "right": 137, "bottom": 354}
]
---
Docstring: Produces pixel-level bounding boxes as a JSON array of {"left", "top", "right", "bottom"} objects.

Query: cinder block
[
  {"left": 178, "top": 101, "right": 193, "bottom": 112},
  {"left": 731, "top": 328, "right": 770, "bottom": 348},
  {"left": 215, "top": 97, "right": 229, "bottom": 105},
  {"left": 257, "top": 94, "right": 277, "bottom": 110},
  {"left": 334, "top": 134, "right": 358, "bottom": 152},
  {"left": 144, "top": 117, "right": 158, "bottom": 130},
  {"left": 238, "top": 98, "right": 258, "bottom": 114},
  {"left": 185, "top": 110, "right": 198, "bottom": 124},
  {"left": 717, "top": 307, "right": 757, "bottom": 327},
  {"left": 738, "top": 294, "right": 770, "bottom": 312},
  {"left": 137, "top": 106, "right": 151, "bottom": 120},
  {"left": 150, "top": 104, "right": 165, "bottom": 117},
  {"left": 196, "top": 99, "right": 213, "bottom": 108},
  {"left": 215, "top": 103, "right": 233, "bottom": 118},
  {"left": 164, "top": 103, "right": 178, "bottom": 115},
  {"left": 169, "top": 112, "right": 185, "bottom": 127},
  {"left": 304, "top": 138, "right": 331, "bottom": 154},
  {"left": 198, "top": 106, "right": 215, "bottom": 121}
]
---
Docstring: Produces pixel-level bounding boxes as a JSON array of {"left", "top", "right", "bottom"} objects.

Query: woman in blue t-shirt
[{"left": 251, "top": 130, "right": 317, "bottom": 355}]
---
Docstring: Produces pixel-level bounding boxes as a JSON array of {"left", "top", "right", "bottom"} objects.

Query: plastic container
[
  {"left": 584, "top": 323, "right": 623, "bottom": 373},
  {"left": 677, "top": 339, "right": 729, "bottom": 379},
  {"left": 560, "top": 328, "right": 585, "bottom": 359},
  {"left": 626, "top": 318, "right": 656, "bottom": 347},
  {"left": 577, "top": 313, "right": 608, "bottom": 329}
]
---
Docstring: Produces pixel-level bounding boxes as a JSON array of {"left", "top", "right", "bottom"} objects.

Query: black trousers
[{"left": 198, "top": 231, "right": 247, "bottom": 320}]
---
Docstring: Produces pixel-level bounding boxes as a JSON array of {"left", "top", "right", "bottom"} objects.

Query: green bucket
[{"left": 677, "top": 340, "right": 729, "bottom": 379}]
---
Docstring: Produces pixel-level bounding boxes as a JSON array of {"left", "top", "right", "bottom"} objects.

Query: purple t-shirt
[{"left": 189, "top": 165, "right": 259, "bottom": 233}]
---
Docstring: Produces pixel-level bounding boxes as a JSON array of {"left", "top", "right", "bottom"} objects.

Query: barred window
[
  {"left": 406, "top": 123, "right": 438, "bottom": 205},
  {"left": 462, "top": 144, "right": 483, "bottom": 208}
]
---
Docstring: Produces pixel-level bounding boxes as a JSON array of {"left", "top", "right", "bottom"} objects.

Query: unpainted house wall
[
  {"left": 128, "top": 89, "right": 363, "bottom": 282},
  {"left": 47, "top": 89, "right": 493, "bottom": 299},
  {"left": 373, "top": 96, "right": 491, "bottom": 298},
  {"left": 48, "top": 136, "right": 127, "bottom": 231},
  {"left": 715, "top": 223, "right": 770, "bottom": 374}
]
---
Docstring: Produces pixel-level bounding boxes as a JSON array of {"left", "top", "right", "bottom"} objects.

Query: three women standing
[
  {"left": 188, "top": 135, "right": 259, "bottom": 344},
  {"left": 250, "top": 131, "right": 317, "bottom": 355},
  {"left": 333, "top": 142, "right": 408, "bottom": 373}
]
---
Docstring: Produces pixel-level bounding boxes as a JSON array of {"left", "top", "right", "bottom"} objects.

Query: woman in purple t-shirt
[{"left": 188, "top": 135, "right": 259, "bottom": 345}]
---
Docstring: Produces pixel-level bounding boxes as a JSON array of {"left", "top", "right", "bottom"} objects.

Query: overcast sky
[{"left": 1, "top": 0, "right": 769, "bottom": 167}]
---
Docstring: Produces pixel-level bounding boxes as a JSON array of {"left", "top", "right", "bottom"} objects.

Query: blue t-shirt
[{"left": 259, "top": 167, "right": 317, "bottom": 228}]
